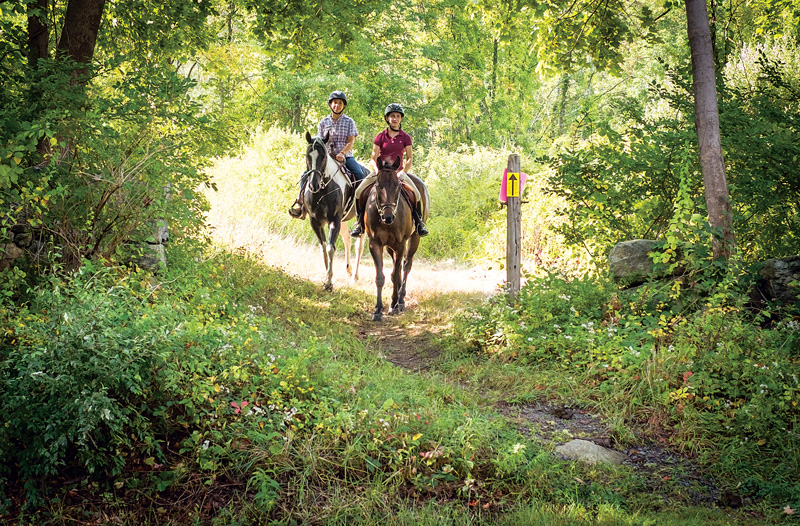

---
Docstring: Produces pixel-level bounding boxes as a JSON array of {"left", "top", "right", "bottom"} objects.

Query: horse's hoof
[
  {"left": 372, "top": 312, "right": 383, "bottom": 322},
  {"left": 323, "top": 283, "right": 333, "bottom": 292}
]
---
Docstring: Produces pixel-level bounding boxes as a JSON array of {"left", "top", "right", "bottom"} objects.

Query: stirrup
[
  {"left": 288, "top": 204, "right": 304, "bottom": 219},
  {"left": 416, "top": 222, "right": 429, "bottom": 237},
  {"left": 350, "top": 222, "right": 364, "bottom": 237}
]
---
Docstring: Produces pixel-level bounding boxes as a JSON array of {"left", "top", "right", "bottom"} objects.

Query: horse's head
[
  {"left": 374, "top": 157, "right": 403, "bottom": 225},
  {"left": 305, "top": 131, "right": 333, "bottom": 192}
]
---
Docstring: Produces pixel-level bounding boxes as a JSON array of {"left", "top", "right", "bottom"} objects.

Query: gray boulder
[
  {"left": 555, "top": 439, "right": 627, "bottom": 465},
  {"left": 0, "top": 243, "right": 24, "bottom": 271},
  {"left": 751, "top": 255, "right": 800, "bottom": 305},
  {"left": 608, "top": 240, "right": 665, "bottom": 284}
]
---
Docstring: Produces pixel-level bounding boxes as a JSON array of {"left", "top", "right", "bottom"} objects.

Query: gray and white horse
[{"left": 302, "top": 131, "right": 366, "bottom": 291}]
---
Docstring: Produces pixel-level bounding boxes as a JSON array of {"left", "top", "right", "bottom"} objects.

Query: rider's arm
[
  {"left": 369, "top": 144, "right": 381, "bottom": 173},
  {"left": 402, "top": 145, "right": 413, "bottom": 174},
  {"left": 336, "top": 135, "right": 355, "bottom": 162}
]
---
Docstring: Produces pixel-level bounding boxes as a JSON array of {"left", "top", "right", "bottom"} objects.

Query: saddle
[
  {"left": 400, "top": 182, "right": 418, "bottom": 208},
  {"left": 342, "top": 162, "right": 370, "bottom": 184}
]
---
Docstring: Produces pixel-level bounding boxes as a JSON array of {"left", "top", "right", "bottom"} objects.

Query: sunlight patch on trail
[{"left": 214, "top": 229, "right": 506, "bottom": 297}]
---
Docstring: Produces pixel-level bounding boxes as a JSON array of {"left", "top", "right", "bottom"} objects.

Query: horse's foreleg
[
  {"left": 323, "top": 219, "right": 341, "bottom": 292},
  {"left": 341, "top": 227, "right": 352, "bottom": 278},
  {"left": 310, "top": 219, "right": 330, "bottom": 285},
  {"left": 389, "top": 245, "right": 407, "bottom": 315},
  {"left": 369, "top": 242, "right": 385, "bottom": 321},
  {"left": 353, "top": 235, "right": 364, "bottom": 282},
  {"left": 398, "top": 237, "right": 420, "bottom": 308}
]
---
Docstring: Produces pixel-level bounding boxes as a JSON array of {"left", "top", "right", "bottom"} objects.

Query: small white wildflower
[{"left": 202, "top": 440, "right": 210, "bottom": 450}]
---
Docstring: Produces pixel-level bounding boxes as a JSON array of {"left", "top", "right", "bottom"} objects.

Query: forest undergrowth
[{"left": 2, "top": 233, "right": 798, "bottom": 525}]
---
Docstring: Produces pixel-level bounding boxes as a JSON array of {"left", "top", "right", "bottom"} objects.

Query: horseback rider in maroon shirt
[{"left": 350, "top": 103, "right": 429, "bottom": 238}]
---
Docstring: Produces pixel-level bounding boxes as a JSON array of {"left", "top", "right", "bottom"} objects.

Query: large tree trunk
[
  {"left": 685, "top": 0, "right": 735, "bottom": 259},
  {"left": 56, "top": 0, "right": 106, "bottom": 70}
]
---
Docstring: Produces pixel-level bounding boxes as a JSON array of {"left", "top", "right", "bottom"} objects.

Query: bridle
[{"left": 375, "top": 171, "right": 402, "bottom": 219}]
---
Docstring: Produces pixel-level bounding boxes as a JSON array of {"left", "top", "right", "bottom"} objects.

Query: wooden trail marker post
[{"left": 505, "top": 154, "right": 521, "bottom": 300}]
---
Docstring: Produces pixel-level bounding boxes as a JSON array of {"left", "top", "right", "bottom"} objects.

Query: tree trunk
[
  {"left": 685, "top": 0, "right": 735, "bottom": 259},
  {"left": 27, "top": 0, "right": 49, "bottom": 69},
  {"left": 56, "top": 0, "right": 106, "bottom": 71}
]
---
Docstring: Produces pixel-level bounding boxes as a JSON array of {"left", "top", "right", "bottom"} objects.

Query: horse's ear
[
  {"left": 323, "top": 130, "right": 331, "bottom": 143},
  {"left": 305, "top": 131, "right": 313, "bottom": 144},
  {"left": 392, "top": 156, "right": 402, "bottom": 170}
]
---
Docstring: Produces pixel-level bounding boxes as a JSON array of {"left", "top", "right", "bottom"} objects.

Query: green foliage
[
  {"left": 453, "top": 268, "right": 800, "bottom": 505},
  {"left": 0, "top": 263, "right": 177, "bottom": 494},
  {"left": 544, "top": 81, "right": 698, "bottom": 262},
  {"left": 0, "top": 246, "right": 330, "bottom": 504},
  {"left": 415, "top": 144, "right": 512, "bottom": 262},
  {"left": 548, "top": 43, "right": 800, "bottom": 264}
]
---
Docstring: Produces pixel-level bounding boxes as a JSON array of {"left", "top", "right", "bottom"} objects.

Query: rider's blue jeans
[{"left": 344, "top": 156, "right": 365, "bottom": 181}]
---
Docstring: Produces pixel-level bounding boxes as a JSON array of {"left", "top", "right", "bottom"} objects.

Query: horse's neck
[
  {"left": 324, "top": 154, "right": 339, "bottom": 177},
  {"left": 326, "top": 155, "right": 354, "bottom": 196}
]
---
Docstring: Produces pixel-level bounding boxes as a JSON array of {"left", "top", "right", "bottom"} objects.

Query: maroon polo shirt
[{"left": 374, "top": 129, "right": 412, "bottom": 170}]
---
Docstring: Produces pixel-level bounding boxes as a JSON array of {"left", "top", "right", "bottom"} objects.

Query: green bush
[{"left": 0, "top": 263, "right": 179, "bottom": 498}]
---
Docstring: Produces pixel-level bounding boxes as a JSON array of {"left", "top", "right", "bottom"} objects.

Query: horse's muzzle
[{"left": 381, "top": 214, "right": 395, "bottom": 225}]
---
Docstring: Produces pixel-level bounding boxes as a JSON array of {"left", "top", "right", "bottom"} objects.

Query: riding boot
[
  {"left": 288, "top": 172, "right": 309, "bottom": 219},
  {"left": 350, "top": 200, "right": 365, "bottom": 237},
  {"left": 413, "top": 202, "right": 429, "bottom": 237}
]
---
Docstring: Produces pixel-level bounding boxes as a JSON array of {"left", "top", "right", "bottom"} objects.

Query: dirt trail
[
  {"left": 254, "top": 233, "right": 506, "bottom": 297},
  {"left": 254, "top": 233, "right": 505, "bottom": 367}
]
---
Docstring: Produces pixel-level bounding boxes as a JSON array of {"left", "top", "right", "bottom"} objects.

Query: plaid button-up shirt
[{"left": 318, "top": 114, "right": 358, "bottom": 158}]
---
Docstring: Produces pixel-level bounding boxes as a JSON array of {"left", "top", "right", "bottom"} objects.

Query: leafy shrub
[
  {"left": 546, "top": 47, "right": 800, "bottom": 265},
  {"left": 0, "top": 247, "right": 335, "bottom": 505},
  {"left": 0, "top": 263, "right": 180, "bottom": 500}
]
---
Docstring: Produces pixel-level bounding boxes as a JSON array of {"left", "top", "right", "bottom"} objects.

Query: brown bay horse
[{"left": 364, "top": 158, "right": 430, "bottom": 321}]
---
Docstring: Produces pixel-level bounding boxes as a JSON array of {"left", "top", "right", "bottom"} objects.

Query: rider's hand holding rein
[{"left": 336, "top": 134, "right": 356, "bottom": 164}]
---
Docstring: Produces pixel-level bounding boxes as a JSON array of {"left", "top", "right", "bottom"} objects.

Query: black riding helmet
[
  {"left": 384, "top": 103, "right": 404, "bottom": 118},
  {"left": 328, "top": 90, "right": 348, "bottom": 106}
]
